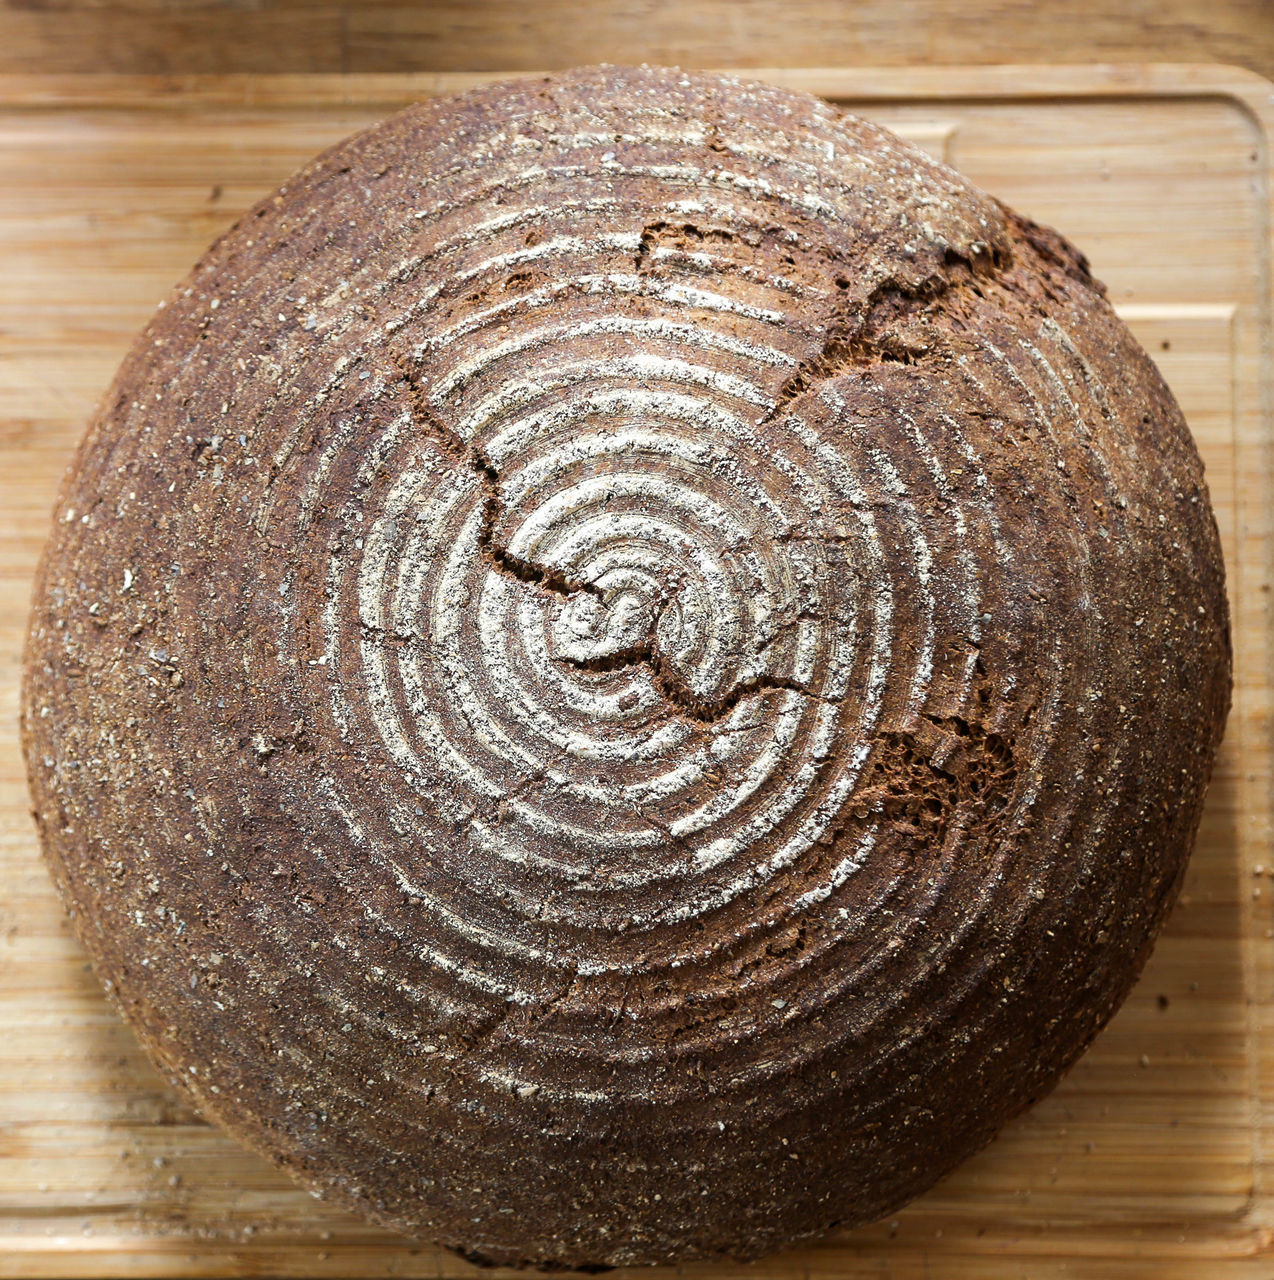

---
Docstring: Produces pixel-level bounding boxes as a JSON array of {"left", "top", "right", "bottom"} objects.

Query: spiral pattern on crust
[{"left": 22, "top": 67, "right": 1230, "bottom": 1267}]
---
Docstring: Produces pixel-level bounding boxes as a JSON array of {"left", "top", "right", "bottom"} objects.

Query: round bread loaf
[{"left": 22, "top": 66, "right": 1230, "bottom": 1267}]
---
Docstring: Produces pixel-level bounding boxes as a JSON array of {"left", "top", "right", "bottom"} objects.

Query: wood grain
[
  {"left": 0, "top": 0, "right": 1272, "bottom": 83},
  {"left": 0, "top": 63, "right": 1271, "bottom": 1279}
]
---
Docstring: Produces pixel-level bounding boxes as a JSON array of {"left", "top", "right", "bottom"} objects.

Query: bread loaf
[{"left": 22, "top": 66, "right": 1231, "bottom": 1267}]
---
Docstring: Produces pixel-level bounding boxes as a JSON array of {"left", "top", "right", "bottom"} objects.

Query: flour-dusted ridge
[{"left": 22, "top": 66, "right": 1230, "bottom": 1267}]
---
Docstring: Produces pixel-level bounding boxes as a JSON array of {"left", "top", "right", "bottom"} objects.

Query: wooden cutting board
[{"left": 0, "top": 64, "right": 1271, "bottom": 1280}]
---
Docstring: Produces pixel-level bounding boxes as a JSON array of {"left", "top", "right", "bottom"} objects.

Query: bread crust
[{"left": 21, "top": 65, "right": 1231, "bottom": 1268}]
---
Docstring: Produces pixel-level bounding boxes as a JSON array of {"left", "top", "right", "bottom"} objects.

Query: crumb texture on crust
[{"left": 21, "top": 65, "right": 1230, "bottom": 1269}]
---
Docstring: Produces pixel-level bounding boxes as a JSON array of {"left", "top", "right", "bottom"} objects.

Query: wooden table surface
[{"left": 0, "top": 0, "right": 1271, "bottom": 83}]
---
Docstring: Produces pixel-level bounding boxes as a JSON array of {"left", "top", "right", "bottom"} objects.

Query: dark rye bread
[{"left": 22, "top": 66, "right": 1230, "bottom": 1267}]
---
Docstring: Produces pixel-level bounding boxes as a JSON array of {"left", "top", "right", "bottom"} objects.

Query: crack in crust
[
  {"left": 388, "top": 367, "right": 836, "bottom": 727},
  {"left": 763, "top": 241, "right": 1016, "bottom": 422},
  {"left": 388, "top": 233, "right": 1020, "bottom": 731},
  {"left": 383, "top": 237, "right": 1023, "bottom": 732},
  {"left": 559, "top": 640, "right": 833, "bottom": 726}
]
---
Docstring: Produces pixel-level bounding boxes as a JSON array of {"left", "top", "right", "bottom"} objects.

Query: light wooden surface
[
  {"left": 0, "top": 63, "right": 1272, "bottom": 1279},
  {"left": 0, "top": 0, "right": 1272, "bottom": 84}
]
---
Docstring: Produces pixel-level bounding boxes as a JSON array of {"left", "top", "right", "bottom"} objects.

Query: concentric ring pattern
[{"left": 22, "top": 67, "right": 1231, "bottom": 1267}]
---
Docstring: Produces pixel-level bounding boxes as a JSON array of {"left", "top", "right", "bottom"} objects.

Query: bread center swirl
[{"left": 343, "top": 357, "right": 878, "bottom": 932}]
